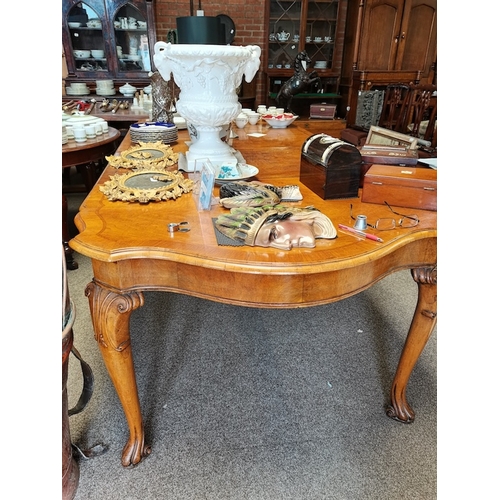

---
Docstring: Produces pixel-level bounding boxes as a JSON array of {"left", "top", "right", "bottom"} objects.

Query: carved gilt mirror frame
[
  {"left": 100, "top": 168, "right": 194, "bottom": 203},
  {"left": 106, "top": 141, "right": 179, "bottom": 169}
]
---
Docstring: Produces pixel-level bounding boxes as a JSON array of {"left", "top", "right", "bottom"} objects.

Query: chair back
[
  {"left": 396, "top": 83, "right": 437, "bottom": 144},
  {"left": 378, "top": 83, "right": 410, "bottom": 131}
]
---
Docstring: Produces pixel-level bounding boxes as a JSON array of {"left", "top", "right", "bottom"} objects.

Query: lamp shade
[{"left": 176, "top": 16, "right": 223, "bottom": 44}]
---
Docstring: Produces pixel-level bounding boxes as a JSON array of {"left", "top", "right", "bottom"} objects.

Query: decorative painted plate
[{"left": 214, "top": 164, "right": 259, "bottom": 184}]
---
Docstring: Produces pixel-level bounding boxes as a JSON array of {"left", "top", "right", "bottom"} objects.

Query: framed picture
[
  {"left": 193, "top": 159, "right": 216, "bottom": 211},
  {"left": 365, "top": 126, "right": 418, "bottom": 150}
]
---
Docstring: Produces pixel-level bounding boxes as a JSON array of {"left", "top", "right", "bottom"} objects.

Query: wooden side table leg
[
  {"left": 62, "top": 194, "right": 78, "bottom": 270},
  {"left": 85, "top": 281, "right": 151, "bottom": 466},
  {"left": 386, "top": 266, "right": 437, "bottom": 423}
]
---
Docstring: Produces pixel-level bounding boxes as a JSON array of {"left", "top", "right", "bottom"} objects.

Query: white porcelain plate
[{"left": 215, "top": 164, "right": 259, "bottom": 184}]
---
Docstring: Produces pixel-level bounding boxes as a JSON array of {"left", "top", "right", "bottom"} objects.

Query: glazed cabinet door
[
  {"left": 265, "top": 0, "right": 347, "bottom": 101},
  {"left": 63, "top": 0, "right": 109, "bottom": 80},
  {"left": 63, "top": 0, "right": 156, "bottom": 88},
  {"left": 106, "top": 0, "right": 155, "bottom": 79},
  {"left": 266, "top": 0, "right": 345, "bottom": 73},
  {"left": 266, "top": 0, "right": 304, "bottom": 71}
]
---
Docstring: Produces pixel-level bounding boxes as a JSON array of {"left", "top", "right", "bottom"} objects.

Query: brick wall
[{"left": 153, "top": 1, "right": 267, "bottom": 104}]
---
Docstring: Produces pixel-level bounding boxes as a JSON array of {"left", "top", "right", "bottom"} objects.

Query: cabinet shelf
[
  {"left": 269, "top": 17, "right": 301, "bottom": 22},
  {"left": 114, "top": 28, "right": 147, "bottom": 32}
]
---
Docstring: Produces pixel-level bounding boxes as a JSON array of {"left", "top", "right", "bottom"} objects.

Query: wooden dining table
[{"left": 70, "top": 119, "right": 437, "bottom": 467}]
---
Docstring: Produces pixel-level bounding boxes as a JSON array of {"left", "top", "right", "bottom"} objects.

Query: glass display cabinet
[
  {"left": 62, "top": 0, "right": 157, "bottom": 94},
  {"left": 264, "top": 0, "right": 348, "bottom": 109}
]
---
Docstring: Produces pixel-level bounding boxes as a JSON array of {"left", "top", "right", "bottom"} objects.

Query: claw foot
[{"left": 121, "top": 436, "right": 152, "bottom": 467}]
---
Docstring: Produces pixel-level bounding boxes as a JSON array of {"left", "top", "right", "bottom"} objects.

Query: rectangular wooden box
[
  {"left": 362, "top": 165, "right": 437, "bottom": 211},
  {"left": 360, "top": 145, "right": 419, "bottom": 165},
  {"left": 310, "top": 103, "right": 336, "bottom": 120},
  {"left": 300, "top": 134, "right": 362, "bottom": 199}
]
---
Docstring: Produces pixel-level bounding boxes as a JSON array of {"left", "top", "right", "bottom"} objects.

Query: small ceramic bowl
[
  {"left": 119, "top": 83, "right": 137, "bottom": 96},
  {"left": 262, "top": 113, "right": 298, "bottom": 129},
  {"left": 68, "top": 22, "right": 81, "bottom": 28},
  {"left": 91, "top": 49, "right": 104, "bottom": 58},
  {"left": 74, "top": 50, "right": 91, "bottom": 58}
]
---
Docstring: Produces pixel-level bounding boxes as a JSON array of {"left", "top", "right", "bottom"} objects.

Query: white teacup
[
  {"left": 101, "top": 121, "right": 109, "bottom": 133},
  {"left": 73, "top": 127, "right": 87, "bottom": 142},
  {"left": 247, "top": 112, "right": 260, "bottom": 125},
  {"left": 234, "top": 114, "right": 248, "bottom": 129},
  {"left": 85, "top": 124, "right": 96, "bottom": 138}
]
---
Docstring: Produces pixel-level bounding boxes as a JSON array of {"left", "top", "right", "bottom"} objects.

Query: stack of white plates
[
  {"left": 97, "top": 88, "right": 116, "bottom": 96},
  {"left": 96, "top": 79, "right": 115, "bottom": 96},
  {"left": 66, "top": 82, "right": 90, "bottom": 95},
  {"left": 130, "top": 122, "right": 178, "bottom": 144},
  {"left": 314, "top": 61, "right": 327, "bottom": 69},
  {"left": 62, "top": 125, "right": 68, "bottom": 145}
]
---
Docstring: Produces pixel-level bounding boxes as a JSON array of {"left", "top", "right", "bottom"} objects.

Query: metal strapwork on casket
[{"left": 299, "top": 134, "right": 362, "bottom": 199}]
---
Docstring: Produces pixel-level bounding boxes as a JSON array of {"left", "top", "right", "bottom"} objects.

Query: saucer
[{"left": 215, "top": 164, "right": 259, "bottom": 184}]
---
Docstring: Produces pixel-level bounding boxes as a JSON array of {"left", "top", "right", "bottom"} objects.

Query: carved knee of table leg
[{"left": 85, "top": 281, "right": 151, "bottom": 466}]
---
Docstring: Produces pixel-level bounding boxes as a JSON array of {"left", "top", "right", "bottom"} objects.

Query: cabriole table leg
[
  {"left": 85, "top": 281, "right": 151, "bottom": 466},
  {"left": 386, "top": 266, "right": 437, "bottom": 423}
]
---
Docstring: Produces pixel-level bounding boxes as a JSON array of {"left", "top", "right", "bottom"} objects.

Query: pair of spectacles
[{"left": 350, "top": 202, "right": 419, "bottom": 231}]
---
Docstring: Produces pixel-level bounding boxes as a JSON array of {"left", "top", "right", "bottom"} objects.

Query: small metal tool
[{"left": 167, "top": 222, "right": 190, "bottom": 233}]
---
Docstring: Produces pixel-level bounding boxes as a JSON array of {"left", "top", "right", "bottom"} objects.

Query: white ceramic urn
[{"left": 153, "top": 42, "right": 261, "bottom": 171}]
